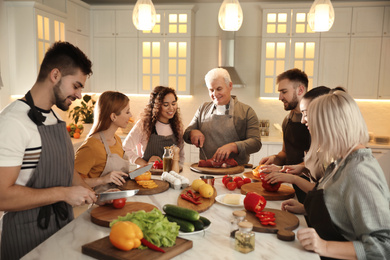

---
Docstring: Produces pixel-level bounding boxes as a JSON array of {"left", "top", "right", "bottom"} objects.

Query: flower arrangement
[{"left": 68, "top": 94, "right": 96, "bottom": 124}]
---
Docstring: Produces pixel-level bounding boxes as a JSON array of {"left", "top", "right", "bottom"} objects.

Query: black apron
[
  {"left": 304, "top": 183, "right": 347, "bottom": 260},
  {"left": 142, "top": 126, "right": 177, "bottom": 162},
  {"left": 284, "top": 116, "right": 311, "bottom": 204},
  {"left": 1, "top": 91, "right": 74, "bottom": 260}
]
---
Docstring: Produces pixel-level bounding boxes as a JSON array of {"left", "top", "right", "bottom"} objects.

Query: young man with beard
[
  {"left": 0, "top": 42, "right": 96, "bottom": 260},
  {"left": 184, "top": 68, "right": 261, "bottom": 165},
  {"left": 259, "top": 68, "right": 310, "bottom": 204}
]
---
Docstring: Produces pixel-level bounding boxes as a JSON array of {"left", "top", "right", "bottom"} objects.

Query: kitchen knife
[
  {"left": 128, "top": 163, "right": 153, "bottom": 179},
  {"left": 198, "top": 140, "right": 208, "bottom": 160},
  {"left": 96, "top": 189, "right": 139, "bottom": 202}
]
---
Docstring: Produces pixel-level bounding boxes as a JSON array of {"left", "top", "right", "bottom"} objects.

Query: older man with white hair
[{"left": 183, "top": 68, "right": 261, "bottom": 165}]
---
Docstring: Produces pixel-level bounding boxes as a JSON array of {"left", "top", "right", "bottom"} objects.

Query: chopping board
[
  {"left": 177, "top": 187, "right": 217, "bottom": 213},
  {"left": 91, "top": 202, "right": 157, "bottom": 227},
  {"left": 240, "top": 182, "right": 295, "bottom": 201},
  {"left": 150, "top": 165, "right": 183, "bottom": 175},
  {"left": 243, "top": 171, "right": 262, "bottom": 181},
  {"left": 120, "top": 179, "right": 169, "bottom": 195},
  {"left": 190, "top": 163, "right": 244, "bottom": 175},
  {"left": 244, "top": 208, "right": 299, "bottom": 241},
  {"left": 82, "top": 236, "right": 193, "bottom": 260}
]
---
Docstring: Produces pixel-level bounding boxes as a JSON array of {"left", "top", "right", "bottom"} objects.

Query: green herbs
[
  {"left": 68, "top": 94, "right": 95, "bottom": 124},
  {"left": 110, "top": 208, "right": 179, "bottom": 248}
]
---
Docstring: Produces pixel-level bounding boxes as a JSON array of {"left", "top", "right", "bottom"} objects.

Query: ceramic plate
[
  {"left": 215, "top": 194, "right": 245, "bottom": 207},
  {"left": 178, "top": 224, "right": 211, "bottom": 236}
]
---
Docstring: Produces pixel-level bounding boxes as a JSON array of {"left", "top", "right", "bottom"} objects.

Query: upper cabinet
[
  {"left": 384, "top": 6, "right": 390, "bottom": 36},
  {"left": 67, "top": 0, "right": 90, "bottom": 36},
  {"left": 92, "top": 9, "right": 137, "bottom": 37},
  {"left": 6, "top": 2, "right": 66, "bottom": 95}
]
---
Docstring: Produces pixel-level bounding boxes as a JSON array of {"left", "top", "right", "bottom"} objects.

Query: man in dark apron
[
  {"left": 259, "top": 68, "right": 311, "bottom": 204},
  {"left": 0, "top": 42, "right": 96, "bottom": 260},
  {"left": 183, "top": 68, "right": 261, "bottom": 165}
]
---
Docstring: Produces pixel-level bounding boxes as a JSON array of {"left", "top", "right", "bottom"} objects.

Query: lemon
[
  {"left": 191, "top": 179, "right": 205, "bottom": 192},
  {"left": 199, "top": 184, "right": 214, "bottom": 198}
]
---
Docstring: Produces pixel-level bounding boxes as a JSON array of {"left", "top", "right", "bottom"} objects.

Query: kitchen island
[{"left": 22, "top": 163, "right": 320, "bottom": 260}]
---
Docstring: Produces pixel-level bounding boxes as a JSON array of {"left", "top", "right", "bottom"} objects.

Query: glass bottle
[
  {"left": 230, "top": 210, "right": 246, "bottom": 238},
  {"left": 235, "top": 221, "right": 255, "bottom": 254},
  {"left": 163, "top": 146, "right": 172, "bottom": 172}
]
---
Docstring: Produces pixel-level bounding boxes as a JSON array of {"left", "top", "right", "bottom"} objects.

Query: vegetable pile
[
  {"left": 110, "top": 208, "right": 179, "bottom": 249},
  {"left": 163, "top": 204, "right": 211, "bottom": 233}
]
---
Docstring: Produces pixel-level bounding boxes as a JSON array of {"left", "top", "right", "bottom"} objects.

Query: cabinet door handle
[{"left": 372, "top": 151, "right": 383, "bottom": 154}]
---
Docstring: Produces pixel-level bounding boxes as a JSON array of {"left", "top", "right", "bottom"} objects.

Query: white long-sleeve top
[{"left": 123, "top": 119, "right": 185, "bottom": 164}]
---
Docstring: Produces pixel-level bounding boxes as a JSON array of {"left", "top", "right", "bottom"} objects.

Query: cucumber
[
  {"left": 166, "top": 215, "right": 195, "bottom": 232},
  {"left": 199, "top": 216, "right": 211, "bottom": 227},
  {"left": 163, "top": 204, "right": 199, "bottom": 221},
  {"left": 191, "top": 219, "right": 204, "bottom": 231}
]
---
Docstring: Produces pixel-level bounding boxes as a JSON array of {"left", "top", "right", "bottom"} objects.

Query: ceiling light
[
  {"left": 308, "top": 0, "right": 335, "bottom": 32},
  {"left": 218, "top": 0, "right": 243, "bottom": 31},
  {"left": 133, "top": 0, "right": 157, "bottom": 31}
]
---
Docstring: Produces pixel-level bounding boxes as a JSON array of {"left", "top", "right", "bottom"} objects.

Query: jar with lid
[
  {"left": 230, "top": 210, "right": 246, "bottom": 238},
  {"left": 235, "top": 221, "right": 255, "bottom": 254},
  {"left": 163, "top": 146, "right": 173, "bottom": 172}
]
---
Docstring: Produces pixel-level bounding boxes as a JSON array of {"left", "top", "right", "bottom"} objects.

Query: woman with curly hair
[{"left": 123, "top": 86, "right": 184, "bottom": 166}]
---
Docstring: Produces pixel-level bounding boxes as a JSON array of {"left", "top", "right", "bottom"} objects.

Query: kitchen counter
[{"left": 22, "top": 164, "right": 320, "bottom": 260}]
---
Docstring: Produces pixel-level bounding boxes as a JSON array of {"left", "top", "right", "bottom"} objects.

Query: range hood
[{"left": 218, "top": 31, "right": 245, "bottom": 88}]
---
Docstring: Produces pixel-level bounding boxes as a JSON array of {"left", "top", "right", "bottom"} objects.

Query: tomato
[
  {"left": 113, "top": 198, "right": 126, "bottom": 209},
  {"left": 233, "top": 176, "right": 243, "bottom": 183},
  {"left": 226, "top": 181, "right": 237, "bottom": 191},
  {"left": 259, "top": 173, "right": 281, "bottom": 192},
  {"left": 243, "top": 178, "right": 251, "bottom": 184},
  {"left": 222, "top": 175, "right": 232, "bottom": 186},
  {"left": 236, "top": 180, "right": 244, "bottom": 189}
]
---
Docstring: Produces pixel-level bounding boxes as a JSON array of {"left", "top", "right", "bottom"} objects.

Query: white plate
[
  {"left": 215, "top": 194, "right": 245, "bottom": 207},
  {"left": 178, "top": 224, "right": 211, "bottom": 236}
]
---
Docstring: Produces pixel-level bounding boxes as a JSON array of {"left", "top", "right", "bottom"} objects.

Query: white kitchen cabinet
[
  {"left": 378, "top": 37, "right": 390, "bottom": 99},
  {"left": 91, "top": 7, "right": 138, "bottom": 93},
  {"left": 348, "top": 37, "right": 382, "bottom": 99},
  {"left": 351, "top": 7, "right": 384, "bottom": 37},
  {"left": 6, "top": 2, "right": 66, "bottom": 95},
  {"left": 384, "top": 6, "right": 390, "bottom": 36},
  {"left": 67, "top": 0, "right": 90, "bottom": 36},
  {"left": 320, "top": 8, "right": 353, "bottom": 38}
]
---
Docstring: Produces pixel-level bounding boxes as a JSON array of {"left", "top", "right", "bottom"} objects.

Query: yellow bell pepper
[{"left": 109, "top": 221, "right": 143, "bottom": 251}]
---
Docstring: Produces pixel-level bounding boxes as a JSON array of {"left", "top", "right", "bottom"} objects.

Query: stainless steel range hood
[{"left": 218, "top": 31, "right": 245, "bottom": 88}]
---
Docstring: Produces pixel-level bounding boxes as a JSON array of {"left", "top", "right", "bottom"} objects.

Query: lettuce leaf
[{"left": 109, "top": 208, "right": 179, "bottom": 248}]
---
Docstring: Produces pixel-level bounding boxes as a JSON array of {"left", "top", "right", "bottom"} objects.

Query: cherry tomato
[
  {"left": 226, "top": 181, "right": 237, "bottom": 191},
  {"left": 243, "top": 178, "right": 251, "bottom": 184},
  {"left": 112, "top": 198, "right": 126, "bottom": 209},
  {"left": 222, "top": 175, "right": 232, "bottom": 186},
  {"left": 236, "top": 180, "right": 244, "bottom": 189},
  {"left": 233, "top": 176, "right": 243, "bottom": 183}
]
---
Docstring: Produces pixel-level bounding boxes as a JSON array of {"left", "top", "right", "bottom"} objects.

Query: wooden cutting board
[
  {"left": 120, "top": 179, "right": 169, "bottom": 195},
  {"left": 91, "top": 202, "right": 157, "bottom": 227},
  {"left": 190, "top": 163, "right": 244, "bottom": 175},
  {"left": 82, "top": 236, "right": 193, "bottom": 260},
  {"left": 240, "top": 182, "right": 295, "bottom": 201},
  {"left": 243, "top": 171, "right": 262, "bottom": 181},
  {"left": 150, "top": 166, "right": 183, "bottom": 175},
  {"left": 177, "top": 187, "right": 217, "bottom": 213},
  {"left": 244, "top": 208, "right": 299, "bottom": 241}
]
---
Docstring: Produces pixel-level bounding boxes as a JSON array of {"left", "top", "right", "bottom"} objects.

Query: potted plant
[{"left": 68, "top": 94, "right": 96, "bottom": 124}]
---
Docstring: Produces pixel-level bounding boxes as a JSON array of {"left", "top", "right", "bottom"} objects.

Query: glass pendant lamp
[
  {"left": 133, "top": 0, "right": 157, "bottom": 30},
  {"left": 218, "top": 0, "right": 243, "bottom": 31},
  {"left": 308, "top": 0, "right": 335, "bottom": 32}
]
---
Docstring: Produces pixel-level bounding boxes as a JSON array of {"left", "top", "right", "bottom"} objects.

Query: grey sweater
[{"left": 318, "top": 148, "right": 390, "bottom": 260}]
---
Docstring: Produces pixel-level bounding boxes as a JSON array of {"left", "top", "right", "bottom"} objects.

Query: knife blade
[
  {"left": 128, "top": 163, "right": 153, "bottom": 179},
  {"left": 198, "top": 140, "right": 208, "bottom": 160},
  {"left": 96, "top": 189, "right": 139, "bottom": 202}
]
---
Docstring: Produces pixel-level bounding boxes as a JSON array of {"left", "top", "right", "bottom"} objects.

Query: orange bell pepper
[
  {"left": 109, "top": 221, "right": 143, "bottom": 251},
  {"left": 134, "top": 171, "right": 152, "bottom": 181}
]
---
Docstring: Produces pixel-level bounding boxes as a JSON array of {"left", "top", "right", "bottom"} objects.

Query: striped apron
[
  {"left": 142, "top": 127, "right": 177, "bottom": 162},
  {"left": 1, "top": 91, "right": 74, "bottom": 260}
]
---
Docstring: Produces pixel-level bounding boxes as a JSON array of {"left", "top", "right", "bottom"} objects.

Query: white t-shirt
[{"left": 0, "top": 100, "right": 60, "bottom": 186}]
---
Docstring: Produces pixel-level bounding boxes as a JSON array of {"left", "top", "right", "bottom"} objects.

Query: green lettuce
[{"left": 109, "top": 208, "right": 179, "bottom": 248}]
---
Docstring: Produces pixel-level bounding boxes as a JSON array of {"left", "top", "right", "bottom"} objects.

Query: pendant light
[
  {"left": 308, "top": 0, "right": 335, "bottom": 32},
  {"left": 132, "top": 0, "right": 157, "bottom": 31},
  {"left": 218, "top": 0, "right": 243, "bottom": 31}
]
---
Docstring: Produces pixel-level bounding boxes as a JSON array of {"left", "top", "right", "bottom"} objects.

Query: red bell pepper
[
  {"left": 181, "top": 193, "right": 202, "bottom": 205},
  {"left": 141, "top": 238, "right": 165, "bottom": 253},
  {"left": 243, "top": 192, "right": 267, "bottom": 213},
  {"left": 152, "top": 160, "right": 163, "bottom": 169},
  {"left": 259, "top": 173, "right": 281, "bottom": 192}
]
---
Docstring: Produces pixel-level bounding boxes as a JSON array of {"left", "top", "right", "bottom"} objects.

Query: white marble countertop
[{"left": 22, "top": 164, "right": 320, "bottom": 260}]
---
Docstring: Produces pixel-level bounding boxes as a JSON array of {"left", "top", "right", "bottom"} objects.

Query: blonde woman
[
  {"left": 75, "top": 91, "right": 132, "bottom": 191},
  {"left": 282, "top": 91, "right": 390, "bottom": 259}
]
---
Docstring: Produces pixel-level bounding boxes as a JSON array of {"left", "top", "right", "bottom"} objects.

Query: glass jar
[
  {"left": 163, "top": 146, "right": 172, "bottom": 172},
  {"left": 230, "top": 210, "right": 246, "bottom": 238},
  {"left": 235, "top": 221, "right": 255, "bottom": 254}
]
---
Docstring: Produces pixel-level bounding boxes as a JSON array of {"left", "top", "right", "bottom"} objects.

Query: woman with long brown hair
[
  {"left": 123, "top": 86, "right": 184, "bottom": 166},
  {"left": 74, "top": 91, "right": 131, "bottom": 191}
]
